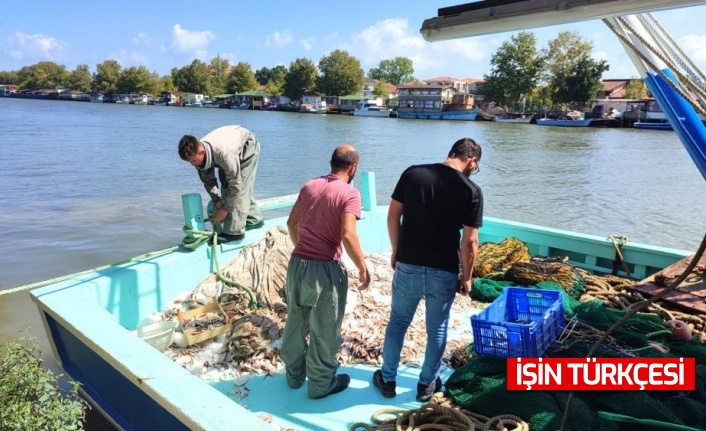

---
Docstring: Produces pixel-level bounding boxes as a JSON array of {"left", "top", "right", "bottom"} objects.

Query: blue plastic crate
[{"left": 471, "top": 287, "right": 565, "bottom": 358}]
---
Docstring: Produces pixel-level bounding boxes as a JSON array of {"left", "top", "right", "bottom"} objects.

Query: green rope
[{"left": 182, "top": 226, "right": 259, "bottom": 310}]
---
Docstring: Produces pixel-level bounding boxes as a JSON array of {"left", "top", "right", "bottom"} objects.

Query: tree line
[
  {"left": 0, "top": 30, "right": 648, "bottom": 107},
  {"left": 479, "top": 30, "right": 649, "bottom": 111},
  {"left": 0, "top": 51, "right": 414, "bottom": 102}
]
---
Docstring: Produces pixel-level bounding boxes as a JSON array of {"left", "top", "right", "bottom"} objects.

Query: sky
[{"left": 2, "top": 1, "right": 706, "bottom": 82}]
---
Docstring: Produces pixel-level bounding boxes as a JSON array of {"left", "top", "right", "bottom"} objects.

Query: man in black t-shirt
[{"left": 373, "top": 138, "right": 483, "bottom": 402}]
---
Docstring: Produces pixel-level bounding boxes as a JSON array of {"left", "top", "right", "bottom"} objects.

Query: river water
[{"left": 1, "top": 96, "right": 706, "bottom": 395}]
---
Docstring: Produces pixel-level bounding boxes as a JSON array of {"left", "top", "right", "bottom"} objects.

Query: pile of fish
[{"left": 160, "top": 248, "right": 479, "bottom": 385}]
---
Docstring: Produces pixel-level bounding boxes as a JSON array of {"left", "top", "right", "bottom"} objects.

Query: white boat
[
  {"left": 353, "top": 100, "right": 392, "bottom": 117},
  {"left": 90, "top": 94, "right": 104, "bottom": 103},
  {"left": 300, "top": 100, "right": 327, "bottom": 114},
  {"left": 133, "top": 95, "right": 150, "bottom": 105},
  {"left": 114, "top": 96, "right": 131, "bottom": 104}
]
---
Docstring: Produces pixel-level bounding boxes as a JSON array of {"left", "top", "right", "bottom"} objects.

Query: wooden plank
[{"left": 631, "top": 253, "right": 706, "bottom": 314}]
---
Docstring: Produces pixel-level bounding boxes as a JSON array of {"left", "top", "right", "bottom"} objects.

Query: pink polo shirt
[{"left": 293, "top": 174, "right": 362, "bottom": 262}]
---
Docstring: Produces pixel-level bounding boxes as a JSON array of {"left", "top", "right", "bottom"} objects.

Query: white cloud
[
  {"left": 132, "top": 32, "right": 153, "bottom": 47},
  {"left": 4, "top": 31, "right": 66, "bottom": 60},
  {"left": 111, "top": 49, "right": 150, "bottom": 68},
  {"left": 300, "top": 38, "right": 314, "bottom": 51},
  {"left": 346, "top": 18, "right": 487, "bottom": 79},
  {"left": 171, "top": 24, "right": 216, "bottom": 55},
  {"left": 265, "top": 29, "right": 293, "bottom": 48}
]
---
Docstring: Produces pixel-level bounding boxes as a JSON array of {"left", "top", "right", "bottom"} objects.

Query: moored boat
[
  {"left": 535, "top": 118, "right": 593, "bottom": 127},
  {"left": 397, "top": 85, "right": 478, "bottom": 121},
  {"left": 352, "top": 100, "right": 392, "bottom": 117},
  {"left": 634, "top": 121, "right": 673, "bottom": 130}
]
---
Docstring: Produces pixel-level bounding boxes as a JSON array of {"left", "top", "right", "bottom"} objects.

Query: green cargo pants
[{"left": 280, "top": 255, "right": 348, "bottom": 398}]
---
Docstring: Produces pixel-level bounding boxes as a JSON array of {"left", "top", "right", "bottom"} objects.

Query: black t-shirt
[{"left": 391, "top": 163, "right": 483, "bottom": 274}]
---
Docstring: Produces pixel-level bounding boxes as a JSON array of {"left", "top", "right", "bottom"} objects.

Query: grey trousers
[
  {"left": 218, "top": 133, "right": 263, "bottom": 235},
  {"left": 280, "top": 255, "right": 348, "bottom": 398}
]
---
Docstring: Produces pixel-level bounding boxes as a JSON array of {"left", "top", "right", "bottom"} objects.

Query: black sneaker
[
  {"left": 245, "top": 220, "right": 265, "bottom": 231},
  {"left": 416, "top": 376, "right": 443, "bottom": 402},
  {"left": 310, "top": 374, "right": 350, "bottom": 399},
  {"left": 217, "top": 233, "right": 245, "bottom": 243},
  {"left": 373, "top": 370, "right": 396, "bottom": 398}
]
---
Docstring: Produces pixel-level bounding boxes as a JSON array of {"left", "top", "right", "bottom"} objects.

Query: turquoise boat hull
[{"left": 30, "top": 173, "right": 690, "bottom": 431}]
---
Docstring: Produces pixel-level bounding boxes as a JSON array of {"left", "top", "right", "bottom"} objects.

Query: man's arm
[
  {"left": 458, "top": 225, "right": 479, "bottom": 296},
  {"left": 341, "top": 212, "right": 370, "bottom": 289},
  {"left": 286, "top": 196, "right": 305, "bottom": 246},
  {"left": 387, "top": 199, "right": 403, "bottom": 269}
]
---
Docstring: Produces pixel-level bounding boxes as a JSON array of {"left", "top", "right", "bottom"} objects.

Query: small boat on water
[
  {"left": 300, "top": 100, "right": 327, "bottom": 114},
  {"left": 352, "top": 100, "right": 392, "bottom": 118},
  {"left": 634, "top": 121, "right": 673, "bottom": 131},
  {"left": 397, "top": 86, "right": 478, "bottom": 121},
  {"left": 535, "top": 117, "right": 593, "bottom": 127}
]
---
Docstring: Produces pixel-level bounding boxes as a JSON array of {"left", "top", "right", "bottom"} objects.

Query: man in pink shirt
[{"left": 281, "top": 144, "right": 371, "bottom": 399}]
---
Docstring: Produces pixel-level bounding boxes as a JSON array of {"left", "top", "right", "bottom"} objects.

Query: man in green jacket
[{"left": 178, "top": 125, "right": 264, "bottom": 242}]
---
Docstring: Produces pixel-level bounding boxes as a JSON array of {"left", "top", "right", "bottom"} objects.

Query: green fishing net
[{"left": 452, "top": 279, "right": 706, "bottom": 431}]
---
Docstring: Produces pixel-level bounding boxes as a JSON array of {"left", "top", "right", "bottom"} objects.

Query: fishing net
[
  {"left": 474, "top": 237, "right": 531, "bottom": 277},
  {"left": 449, "top": 282, "right": 706, "bottom": 431}
]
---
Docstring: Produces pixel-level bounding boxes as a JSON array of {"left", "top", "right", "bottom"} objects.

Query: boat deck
[{"left": 220, "top": 364, "right": 453, "bottom": 431}]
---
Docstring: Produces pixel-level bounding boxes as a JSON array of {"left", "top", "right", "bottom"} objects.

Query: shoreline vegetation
[{"left": 0, "top": 30, "right": 651, "bottom": 116}]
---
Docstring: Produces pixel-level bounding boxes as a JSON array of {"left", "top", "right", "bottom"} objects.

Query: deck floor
[{"left": 210, "top": 364, "right": 453, "bottom": 431}]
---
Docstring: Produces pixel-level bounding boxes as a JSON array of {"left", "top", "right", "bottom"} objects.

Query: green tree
[
  {"left": 226, "top": 61, "right": 258, "bottom": 94},
  {"left": 17, "top": 61, "right": 69, "bottom": 90},
  {"left": 160, "top": 74, "right": 176, "bottom": 92},
  {"left": 541, "top": 31, "right": 594, "bottom": 81},
  {"left": 478, "top": 31, "right": 543, "bottom": 107},
  {"left": 283, "top": 57, "right": 318, "bottom": 100},
  {"left": 552, "top": 54, "right": 609, "bottom": 106},
  {"left": 68, "top": 64, "right": 92, "bottom": 92},
  {"left": 117, "top": 66, "right": 154, "bottom": 94},
  {"left": 317, "top": 49, "right": 364, "bottom": 96},
  {"left": 209, "top": 56, "right": 230, "bottom": 96},
  {"left": 373, "top": 79, "right": 390, "bottom": 99},
  {"left": 172, "top": 59, "right": 211, "bottom": 94},
  {"left": 0, "top": 70, "right": 20, "bottom": 84},
  {"left": 375, "top": 57, "right": 414, "bottom": 86},
  {"left": 368, "top": 67, "right": 381, "bottom": 80},
  {"left": 93, "top": 60, "right": 122, "bottom": 93},
  {"left": 624, "top": 77, "right": 649, "bottom": 99}
]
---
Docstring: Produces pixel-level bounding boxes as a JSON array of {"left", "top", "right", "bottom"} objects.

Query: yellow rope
[{"left": 349, "top": 393, "right": 528, "bottom": 431}]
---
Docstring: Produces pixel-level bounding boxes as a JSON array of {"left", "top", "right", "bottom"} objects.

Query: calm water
[{"left": 2, "top": 96, "right": 706, "bottom": 360}]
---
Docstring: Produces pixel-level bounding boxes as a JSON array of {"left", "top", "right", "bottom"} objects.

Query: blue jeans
[{"left": 381, "top": 262, "right": 458, "bottom": 386}]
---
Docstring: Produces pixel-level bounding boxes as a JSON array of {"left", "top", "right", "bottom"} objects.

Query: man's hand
[
  {"left": 457, "top": 279, "right": 472, "bottom": 297},
  {"left": 215, "top": 200, "right": 225, "bottom": 209},
  {"left": 358, "top": 266, "right": 371, "bottom": 291},
  {"left": 210, "top": 207, "right": 228, "bottom": 226}
]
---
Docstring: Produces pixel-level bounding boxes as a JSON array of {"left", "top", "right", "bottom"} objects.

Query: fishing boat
[
  {"left": 634, "top": 120, "right": 673, "bottom": 130},
  {"left": 27, "top": 2, "right": 706, "bottom": 431},
  {"left": 29, "top": 174, "right": 693, "bottom": 431},
  {"left": 535, "top": 117, "right": 593, "bottom": 127}
]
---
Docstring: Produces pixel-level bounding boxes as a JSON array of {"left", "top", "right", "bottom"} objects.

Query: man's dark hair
[
  {"left": 178, "top": 135, "right": 201, "bottom": 160},
  {"left": 330, "top": 146, "right": 360, "bottom": 168},
  {"left": 448, "top": 138, "right": 482, "bottom": 161}
]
